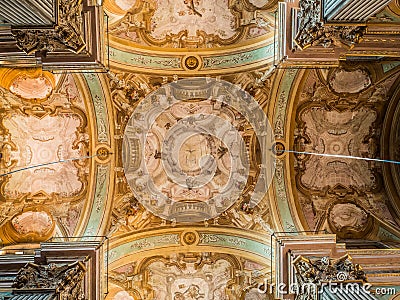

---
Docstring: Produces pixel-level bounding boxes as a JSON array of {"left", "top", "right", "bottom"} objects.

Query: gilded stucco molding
[
  {"left": 72, "top": 73, "right": 116, "bottom": 238},
  {"left": 107, "top": 37, "right": 275, "bottom": 75},
  {"left": 268, "top": 68, "right": 305, "bottom": 233},
  {"left": 0, "top": 208, "right": 55, "bottom": 246}
]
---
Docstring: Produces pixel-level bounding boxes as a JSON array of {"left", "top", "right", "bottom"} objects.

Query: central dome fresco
[{"left": 122, "top": 78, "right": 275, "bottom": 222}]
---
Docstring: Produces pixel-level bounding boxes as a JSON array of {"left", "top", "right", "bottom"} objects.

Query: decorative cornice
[
  {"left": 107, "top": 226, "right": 274, "bottom": 267},
  {"left": 293, "top": 254, "right": 367, "bottom": 300},
  {"left": 12, "top": 258, "right": 88, "bottom": 299},
  {"left": 294, "top": 0, "right": 366, "bottom": 50},
  {"left": 108, "top": 39, "right": 275, "bottom": 75},
  {"left": 11, "top": 0, "right": 85, "bottom": 55}
]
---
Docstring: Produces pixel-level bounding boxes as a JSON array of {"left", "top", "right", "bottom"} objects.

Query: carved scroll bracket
[
  {"left": 294, "top": 0, "right": 366, "bottom": 50},
  {"left": 12, "top": 258, "right": 88, "bottom": 300},
  {"left": 11, "top": 0, "right": 86, "bottom": 55},
  {"left": 292, "top": 254, "right": 367, "bottom": 300}
]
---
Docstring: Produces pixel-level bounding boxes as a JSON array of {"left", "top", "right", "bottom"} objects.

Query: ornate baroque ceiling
[
  {"left": 105, "top": 0, "right": 278, "bottom": 75},
  {"left": 1, "top": 0, "right": 400, "bottom": 299}
]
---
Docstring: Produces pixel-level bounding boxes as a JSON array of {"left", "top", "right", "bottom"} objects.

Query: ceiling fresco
[
  {"left": 105, "top": 0, "right": 277, "bottom": 75},
  {"left": 291, "top": 65, "right": 400, "bottom": 239},
  {"left": 139, "top": 99, "right": 245, "bottom": 207},
  {"left": 146, "top": 1, "right": 236, "bottom": 40},
  {"left": 108, "top": 252, "right": 270, "bottom": 300},
  {"left": 3, "top": 114, "right": 83, "bottom": 197},
  {"left": 0, "top": 70, "right": 115, "bottom": 244},
  {"left": 107, "top": 0, "right": 276, "bottom": 48},
  {"left": 121, "top": 78, "right": 275, "bottom": 223},
  {"left": 108, "top": 71, "right": 276, "bottom": 236},
  {"left": 9, "top": 74, "right": 53, "bottom": 100},
  {"left": 0, "top": 72, "right": 88, "bottom": 238}
]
